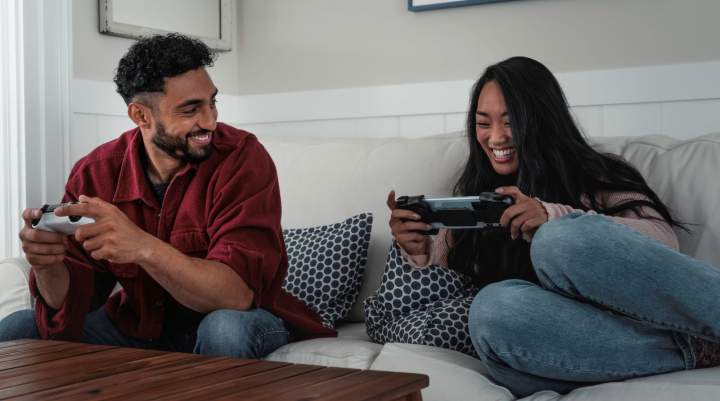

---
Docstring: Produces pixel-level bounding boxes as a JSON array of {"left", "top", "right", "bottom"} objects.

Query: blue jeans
[
  {"left": 468, "top": 213, "right": 720, "bottom": 397},
  {"left": 0, "top": 307, "right": 289, "bottom": 359}
]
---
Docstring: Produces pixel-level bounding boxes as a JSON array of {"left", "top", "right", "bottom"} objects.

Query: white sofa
[{"left": 2, "top": 131, "right": 720, "bottom": 401}]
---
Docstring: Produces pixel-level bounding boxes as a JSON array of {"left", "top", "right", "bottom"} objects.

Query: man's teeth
[{"left": 492, "top": 148, "right": 515, "bottom": 157}]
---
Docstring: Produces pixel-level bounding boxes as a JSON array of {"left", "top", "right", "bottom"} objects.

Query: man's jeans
[
  {"left": 0, "top": 307, "right": 289, "bottom": 359},
  {"left": 469, "top": 213, "right": 720, "bottom": 397}
]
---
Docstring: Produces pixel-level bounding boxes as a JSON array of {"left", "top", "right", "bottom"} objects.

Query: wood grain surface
[{"left": 0, "top": 339, "right": 427, "bottom": 400}]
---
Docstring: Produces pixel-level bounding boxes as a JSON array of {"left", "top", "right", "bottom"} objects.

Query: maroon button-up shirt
[{"left": 29, "top": 123, "right": 335, "bottom": 341}]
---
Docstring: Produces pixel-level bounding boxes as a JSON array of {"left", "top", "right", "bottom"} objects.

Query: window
[{"left": 0, "top": 0, "right": 26, "bottom": 258}]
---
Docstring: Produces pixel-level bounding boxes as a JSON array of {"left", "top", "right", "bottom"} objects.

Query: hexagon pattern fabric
[
  {"left": 364, "top": 241, "right": 479, "bottom": 357},
  {"left": 282, "top": 213, "right": 373, "bottom": 329}
]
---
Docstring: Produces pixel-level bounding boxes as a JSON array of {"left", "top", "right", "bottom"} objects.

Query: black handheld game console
[{"left": 395, "top": 193, "right": 514, "bottom": 235}]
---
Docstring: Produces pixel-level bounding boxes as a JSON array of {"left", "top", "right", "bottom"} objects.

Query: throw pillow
[
  {"left": 283, "top": 213, "right": 372, "bottom": 329},
  {"left": 364, "top": 241, "right": 479, "bottom": 357}
]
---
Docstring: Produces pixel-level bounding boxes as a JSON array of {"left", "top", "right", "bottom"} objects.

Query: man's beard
[{"left": 152, "top": 122, "right": 213, "bottom": 163}]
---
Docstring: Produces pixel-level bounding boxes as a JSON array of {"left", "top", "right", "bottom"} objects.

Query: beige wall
[{"left": 74, "top": 0, "right": 720, "bottom": 95}]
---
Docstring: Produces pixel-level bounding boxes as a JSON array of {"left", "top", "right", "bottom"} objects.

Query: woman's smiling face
[{"left": 475, "top": 80, "right": 518, "bottom": 175}]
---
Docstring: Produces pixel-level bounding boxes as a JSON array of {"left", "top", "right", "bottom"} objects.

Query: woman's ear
[{"left": 127, "top": 102, "right": 153, "bottom": 130}]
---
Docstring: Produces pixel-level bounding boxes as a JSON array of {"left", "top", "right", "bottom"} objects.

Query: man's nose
[{"left": 198, "top": 106, "right": 217, "bottom": 132}]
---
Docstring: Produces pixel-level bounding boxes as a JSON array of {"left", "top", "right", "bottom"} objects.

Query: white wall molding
[
  {"left": 70, "top": 60, "right": 720, "bottom": 166},
  {"left": 73, "top": 60, "right": 720, "bottom": 124}
]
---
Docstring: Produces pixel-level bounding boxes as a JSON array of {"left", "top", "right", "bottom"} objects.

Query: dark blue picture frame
[{"left": 408, "top": 0, "right": 516, "bottom": 12}]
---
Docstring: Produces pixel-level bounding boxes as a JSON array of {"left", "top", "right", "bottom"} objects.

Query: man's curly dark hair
[{"left": 114, "top": 33, "right": 216, "bottom": 105}]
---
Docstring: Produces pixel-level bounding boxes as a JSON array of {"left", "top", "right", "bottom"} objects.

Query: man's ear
[{"left": 127, "top": 102, "right": 153, "bottom": 129}]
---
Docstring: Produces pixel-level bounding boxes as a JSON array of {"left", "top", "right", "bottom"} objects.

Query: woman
[{"left": 387, "top": 56, "right": 720, "bottom": 396}]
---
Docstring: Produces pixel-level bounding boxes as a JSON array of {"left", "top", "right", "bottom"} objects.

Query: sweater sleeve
[
  {"left": 399, "top": 228, "right": 451, "bottom": 269},
  {"left": 541, "top": 191, "right": 679, "bottom": 250}
]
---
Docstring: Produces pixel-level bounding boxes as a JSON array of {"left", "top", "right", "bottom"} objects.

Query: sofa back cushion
[
  {"left": 260, "top": 132, "right": 720, "bottom": 322},
  {"left": 591, "top": 133, "right": 720, "bottom": 268},
  {"left": 261, "top": 134, "right": 467, "bottom": 321}
]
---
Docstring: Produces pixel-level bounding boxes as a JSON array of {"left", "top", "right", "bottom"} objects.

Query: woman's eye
[{"left": 476, "top": 122, "right": 490, "bottom": 128}]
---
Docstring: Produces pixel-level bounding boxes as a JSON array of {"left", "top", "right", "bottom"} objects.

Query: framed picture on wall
[
  {"left": 99, "top": 0, "right": 234, "bottom": 51},
  {"left": 408, "top": 0, "right": 517, "bottom": 12}
]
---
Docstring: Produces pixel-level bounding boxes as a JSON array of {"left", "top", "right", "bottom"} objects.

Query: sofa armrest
[{"left": 0, "top": 257, "right": 33, "bottom": 321}]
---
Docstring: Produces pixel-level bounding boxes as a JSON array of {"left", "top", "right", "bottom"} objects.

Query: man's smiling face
[{"left": 148, "top": 67, "right": 219, "bottom": 163}]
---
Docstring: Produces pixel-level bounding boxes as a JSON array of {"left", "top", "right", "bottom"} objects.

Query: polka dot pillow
[
  {"left": 364, "top": 241, "right": 479, "bottom": 357},
  {"left": 282, "top": 213, "right": 372, "bottom": 329}
]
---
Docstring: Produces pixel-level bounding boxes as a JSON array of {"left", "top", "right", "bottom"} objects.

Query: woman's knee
[
  {"left": 469, "top": 280, "right": 537, "bottom": 360},
  {"left": 0, "top": 309, "right": 39, "bottom": 341},
  {"left": 531, "top": 213, "right": 614, "bottom": 280}
]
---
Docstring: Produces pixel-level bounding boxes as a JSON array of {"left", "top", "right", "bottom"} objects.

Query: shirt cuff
[
  {"left": 29, "top": 265, "right": 90, "bottom": 340},
  {"left": 397, "top": 238, "right": 433, "bottom": 269},
  {"left": 540, "top": 201, "right": 584, "bottom": 221}
]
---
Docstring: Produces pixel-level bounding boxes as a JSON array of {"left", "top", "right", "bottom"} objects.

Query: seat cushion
[
  {"left": 264, "top": 337, "right": 382, "bottom": 370},
  {"left": 518, "top": 366, "right": 720, "bottom": 401},
  {"left": 369, "top": 342, "right": 514, "bottom": 401}
]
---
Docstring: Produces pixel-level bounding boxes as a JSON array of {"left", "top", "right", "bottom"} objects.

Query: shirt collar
[{"left": 112, "top": 129, "right": 197, "bottom": 207}]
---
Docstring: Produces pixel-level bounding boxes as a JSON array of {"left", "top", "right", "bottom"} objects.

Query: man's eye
[{"left": 183, "top": 107, "right": 197, "bottom": 114}]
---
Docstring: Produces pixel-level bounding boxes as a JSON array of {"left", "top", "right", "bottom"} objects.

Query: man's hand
[
  {"left": 497, "top": 186, "right": 548, "bottom": 241},
  {"left": 18, "top": 208, "right": 67, "bottom": 270},
  {"left": 56, "top": 195, "right": 157, "bottom": 264}
]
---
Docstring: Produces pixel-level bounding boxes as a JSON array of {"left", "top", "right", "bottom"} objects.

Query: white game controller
[{"left": 31, "top": 203, "right": 95, "bottom": 235}]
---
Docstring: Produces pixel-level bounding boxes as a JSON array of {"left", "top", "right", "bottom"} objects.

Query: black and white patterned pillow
[
  {"left": 364, "top": 241, "right": 479, "bottom": 357},
  {"left": 283, "top": 213, "right": 372, "bottom": 329}
]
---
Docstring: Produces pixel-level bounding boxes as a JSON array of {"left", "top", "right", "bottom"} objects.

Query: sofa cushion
[
  {"left": 0, "top": 258, "right": 32, "bottom": 321},
  {"left": 264, "top": 337, "right": 382, "bottom": 370},
  {"left": 282, "top": 213, "right": 372, "bottom": 328},
  {"left": 370, "top": 342, "right": 514, "bottom": 401},
  {"left": 590, "top": 133, "right": 720, "bottom": 268},
  {"left": 518, "top": 366, "right": 720, "bottom": 401},
  {"left": 364, "top": 242, "right": 478, "bottom": 357},
  {"left": 261, "top": 133, "right": 468, "bottom": 321}
]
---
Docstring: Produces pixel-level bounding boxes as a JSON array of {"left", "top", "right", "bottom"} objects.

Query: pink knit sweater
[{"left": 401, "top": 191, "right": 680, "bottom": 269}]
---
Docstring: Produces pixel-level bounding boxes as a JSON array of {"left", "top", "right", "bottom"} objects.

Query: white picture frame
[
  {"left": 98, "top": 0, "right": 234, "bottom": 52},
  {"left": 408, "top": 0, "right": 517, "bottom": 12}
]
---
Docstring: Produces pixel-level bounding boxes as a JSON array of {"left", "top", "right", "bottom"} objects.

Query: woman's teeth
[{"left": 492, "top": 148, "right": 515, "bottom": 158}]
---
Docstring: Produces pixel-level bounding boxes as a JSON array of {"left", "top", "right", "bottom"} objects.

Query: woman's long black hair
[{"left": 447, "top": 56, "right": 683, "bottom": 287}]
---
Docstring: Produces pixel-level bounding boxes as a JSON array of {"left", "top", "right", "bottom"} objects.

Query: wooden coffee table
[{"left": 0, "top": 339, "right": 428, "bottom": 400}]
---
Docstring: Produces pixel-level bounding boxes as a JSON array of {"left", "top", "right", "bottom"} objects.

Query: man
[{"left": 0, "top": 33, "right": 334, "bottom": 358}]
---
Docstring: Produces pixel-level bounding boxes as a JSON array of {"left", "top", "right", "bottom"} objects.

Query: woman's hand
[
  {"left": 496, "top": 186, "right": 548, "bottom": 241},
  {"left": 387, "top": 190, "right": 432, "bottom": 256}
]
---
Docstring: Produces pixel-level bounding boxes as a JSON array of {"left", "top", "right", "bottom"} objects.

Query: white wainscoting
[{"left": 70, "top": 60, "right": 720, "bottom": 180}]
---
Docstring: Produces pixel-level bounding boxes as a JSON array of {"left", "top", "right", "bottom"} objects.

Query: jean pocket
[{"left": 257, "top": 328, "right": 290, "bottom": 357}]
